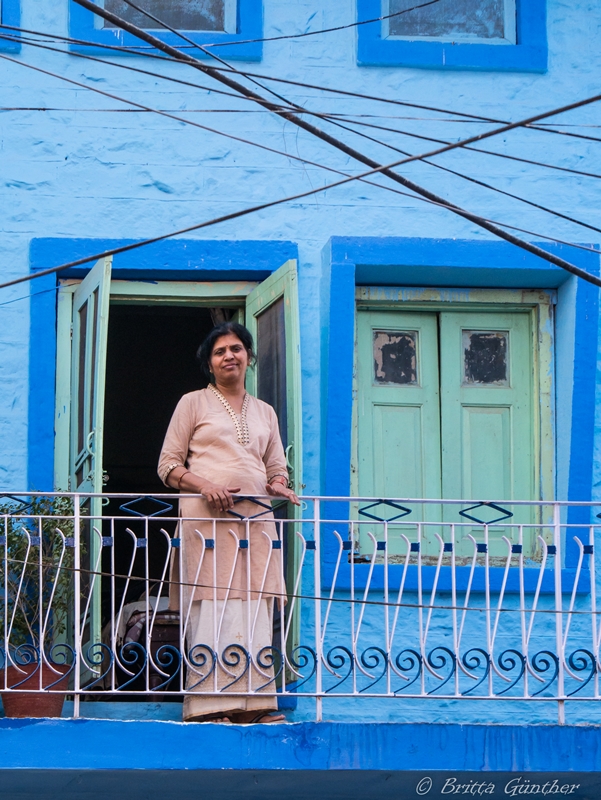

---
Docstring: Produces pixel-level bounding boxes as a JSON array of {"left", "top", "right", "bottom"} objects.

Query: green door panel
[
  {"left": 439, "top": 310, "right": 535, "bottom": 557},
  {"left": 356, "top": 311, "right": 442, "bottom": 555},
  {"left": 245, "top": 259, "right": 302, "bottom": 498},
  {"left": 356, "top": 307, "right": 540, "bottom": 560},
  {"left": 69, "top": 255, "right": 112, "bottom": 650}
]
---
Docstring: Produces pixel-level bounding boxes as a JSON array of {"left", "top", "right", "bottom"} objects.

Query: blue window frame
[
  {"left": 69, "top": 0, "right": 263, "bottom": 60},
  {"left": 357, "top": 0, "right": 547, "bottom": 71},
  {"left": 0, "top": 0, "right": 21, "bottom": 52},
  {"left": 320, "top": 236, "right": 599, "bottom": 594}
]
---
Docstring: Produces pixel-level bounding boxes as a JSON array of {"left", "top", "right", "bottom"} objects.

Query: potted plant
[{"left": 0, "top": 495, "right": 77, "bottom": 717}]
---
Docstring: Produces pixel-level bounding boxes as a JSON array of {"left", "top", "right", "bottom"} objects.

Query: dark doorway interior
[
  {"left": 103, "top": 304, "right": 215, "bottom": 496},
  {"left": 100, "top": 304, "right": 217, "bottom": 669}
]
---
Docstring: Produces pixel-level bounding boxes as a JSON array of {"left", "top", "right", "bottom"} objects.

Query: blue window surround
[
  {"left": 0, "top": 0, "right": 21, "bottom": 52},
  {"left": 69, "top": 0, "right": 263, "bottom": 60},
  {"left": 357, "top": 0, "right": 547, "bottom": 71},
  {"left": 320, "top": 236, "right": 600, "bottom": 595},
  {"left": 28, "top": 237, "right": 297, "bottom": 494}
]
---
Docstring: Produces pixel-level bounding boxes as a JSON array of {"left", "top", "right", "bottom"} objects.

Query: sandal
[
  {"left": 247, "top": 712, "right": 286, "bottom": 724},
  {"left": 186, "top": 713, "right": 232, "bottom": 723}
]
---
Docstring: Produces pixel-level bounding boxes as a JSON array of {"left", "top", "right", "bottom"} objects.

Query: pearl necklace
[{"left": 209, "top": 384, "right": 250, "bottom": 447}]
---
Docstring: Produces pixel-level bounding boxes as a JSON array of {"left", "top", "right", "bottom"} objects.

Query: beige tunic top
[{"left": 158, "top": 387, "right": 288, "bottom": 607}]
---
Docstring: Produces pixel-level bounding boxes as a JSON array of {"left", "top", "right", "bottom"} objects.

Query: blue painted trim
[
  {"left": 357, "top": 0, "right": 547, "bottom": 71},
  {"left": 0, "top": 0, "right": 21, "bottom": 52},
  {"left": 1, "top": 720, "right": 601, "bottom": 772},
  {"left": 321, "top": 236, "right": 600, "bottom": 593},
  {"left": 68, "top": 0, "right": 263, "bottom": 60},
  {"left": 566, "top": 278, "right": 600, "bottom": 565},
  {"left": 28, "top": 238, "right": 298, "bottom": 491}
]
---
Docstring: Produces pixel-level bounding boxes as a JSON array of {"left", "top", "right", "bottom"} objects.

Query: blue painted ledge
[
  {"left": 1, "top": 721, "right": 601, "bottom": 798},
  {"left": 1, "top": 720, "right": 600, "bottom": 771}
]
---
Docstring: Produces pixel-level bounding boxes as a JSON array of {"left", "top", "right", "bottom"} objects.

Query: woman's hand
[
  {"left": 265, "top": 481, "right": 301, "bottom": 506},
  {"left": 199, "top": 480, "right": 241, "bottom": 512}
]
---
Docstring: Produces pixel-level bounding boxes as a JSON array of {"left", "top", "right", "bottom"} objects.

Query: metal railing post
[
  {"left": 73, "top": 494, "right": 81, "bottom": 719},
  {"left": 313, "top": 499, "right": 322, "bottom": 722},
  {"left": 554, "top": 502, "right": 565, "bottom": 724}
]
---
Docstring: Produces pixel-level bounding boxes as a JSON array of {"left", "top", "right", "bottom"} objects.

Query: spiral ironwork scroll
[
  {"left": 461, "top": 648, "right": 490, "bottom": 696},
  {"left": 496, "top": 649, "right": 526, "bottom": 695},
  {"left": 394, "top": 648, "right": 422, "bottom": 693},
  {"left": 359, "top": 647, "right": 388, "bottom": 693},
  {"left": 567, "top": 649, "right": 597, "bottom": 697},
  {"left": 187, "top": 644, "right": 216, "bottom": 691},
  {"left": 289, "top": 645, "right": 317, "bottom": 690},
  {"left": 45, "top": 643, "right": 76, "bottom": 689},
  {"left": 531, "top": 650, "right": 559, "bottom": 697},
  {"left": 256, "top": 646, "right": 283, "bottom": 691},
  {"left": 427, "top": 647, "right": 456, "bottom": 695},
  {"left": 325, "top": 646, "right": 354, "bottom": 693},
  {"left": 8, "top": 644, "right": 40, "bottom": 689},
  {"left": 151, "top": 645, "right": 181, "bottom": 691},
  {"left": 117, "top": 642, "right": 148, "bottom": 690},
  {"left": 83, "top": 643, "right": 114, "bottom": 689},
  {"left": 221, "top": 645, "right": 251, "bottom": 691}
]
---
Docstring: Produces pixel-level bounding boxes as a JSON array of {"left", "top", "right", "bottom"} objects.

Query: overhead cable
[
  {"left": 202, "top": 0, "right": 442, "bottom": 48},
  {"left": 5, "top": 43, "right": 596, "bottom": 249},
  {"left": 4, "top": 22, "right": 599, "bottom": 142},
  {"left": 70, "top": 0, "right": 601, "bottom": 287}
]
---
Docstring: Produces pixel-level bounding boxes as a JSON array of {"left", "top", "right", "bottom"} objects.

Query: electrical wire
[
  {"left": 1, "top": 143, "right": 598, "bottom": 296},
  {"left": 3, "top": 43, "right": 598, "bottom": 257},
  {"left": 4, "top": 29, "right": 598, "bottom": 185},
  {"left": 202, "top": 0, "right": 442, "bottom": 48},
  {"left": 3, "top": 21, "right": 600, "bottom": 142},
  {"left": 321, "top": 115, "right": 601, "bottom": 238},
  {"left": 2, "top": 550, "right": 599, "bottom": 617},
  {"left": 69, "top": 0, "right": 601, "bottom": 287},
  {"left": 0, "top": 18, "right": 598, "bottom": 286}
]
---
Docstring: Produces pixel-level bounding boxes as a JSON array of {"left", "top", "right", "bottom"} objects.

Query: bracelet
[
  {"left": 269, "top": 475, "right": 289, "bottom": 488},
  {"left": 177, "top": 470, "right": 192, "bottom": 490}
]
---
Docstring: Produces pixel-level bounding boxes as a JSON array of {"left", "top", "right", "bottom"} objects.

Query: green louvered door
[
  {"left": 439, "top": 310, "right": 534, "bottom": 557},
  {"left": 357, "top": 308, "right": 536, "bottom": 558},
  {"left": 357, "top": 311, "right": 442, "bottom": 555}
]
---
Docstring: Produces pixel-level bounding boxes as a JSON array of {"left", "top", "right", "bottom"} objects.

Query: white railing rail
[{"left": 1, "top": 492, "right": 600, "bottom": 723}]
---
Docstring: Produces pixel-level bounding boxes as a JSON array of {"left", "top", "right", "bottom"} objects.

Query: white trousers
[{"left": 183, "top": 597, "right": 278, "bottom": 721}]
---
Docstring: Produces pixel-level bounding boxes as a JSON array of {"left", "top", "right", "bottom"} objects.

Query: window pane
[
  {"left": 256, "top": 297, "right": 288, "bottom": 447},
  {"left": 388, "top": 0, "right": 513, "bottom": 42},
  {"left": 104, "top": 0, "right": 226, "bottom": 32},
  {"left": 463, "top": 331, "right": 508, "bottom": 385},
  {"left": 373, "top": 330, "right": 418, "bottom": 385}
]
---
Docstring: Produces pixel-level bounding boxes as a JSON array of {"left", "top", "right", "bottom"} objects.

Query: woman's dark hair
[{"left": 196, "top": 322, "right": 256, "bottom": 381}]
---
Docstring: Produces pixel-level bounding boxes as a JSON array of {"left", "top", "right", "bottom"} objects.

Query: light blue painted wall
[{"left": 0, "top": 0, "right": 601, "bottom": 727}]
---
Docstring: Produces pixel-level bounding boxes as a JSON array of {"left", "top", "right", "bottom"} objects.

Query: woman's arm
[{"left": 166, "top": 466, "right": 240, "bottom": 512}]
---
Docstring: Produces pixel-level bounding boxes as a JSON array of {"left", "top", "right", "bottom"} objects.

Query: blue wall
[{"left": 1, "top": 0, "right": 601, "bottom": 731}]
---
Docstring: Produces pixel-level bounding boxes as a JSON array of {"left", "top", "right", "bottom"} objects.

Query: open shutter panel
[
  {"left": 245, "top": 259, "right": 302, "bottom": 496},
  {"left": 69, "top": 256, "right": 112, "bottom": 651}
]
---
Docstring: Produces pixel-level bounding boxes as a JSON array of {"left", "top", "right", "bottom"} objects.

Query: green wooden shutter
[
  {"left": 245, "top": 259, "right": 302, "bottom": 496},
  {"left": 356, "top": 310, "right": 443, "bottom": 555},
  {"left": 439, "top": 310, "right": 535, "bottom": 556},
  {"left": 69, "top": 255, "right": 112, "bottom": 646}
]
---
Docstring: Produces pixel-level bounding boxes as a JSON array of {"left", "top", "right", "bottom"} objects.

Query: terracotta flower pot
[{"left": 1, "top": 663, "right": 71, "bottom": 718}]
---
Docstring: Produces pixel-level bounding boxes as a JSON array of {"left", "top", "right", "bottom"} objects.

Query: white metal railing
[{"left": 1, "top": 492, "right": 600, "bottom": 722}]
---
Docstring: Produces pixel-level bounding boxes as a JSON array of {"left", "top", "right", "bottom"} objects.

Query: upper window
[
  {"left": 0, "top": 0, "right": 21, "bottom": 52},
  {"left": 103, "top": 0, "right": 236, "bottom": 33},
  {"left": 69, "top": 0, "right": 263, "bottom": 60},
  {"left": 357, "top": 0, "right": 547, "bottom": 71}
]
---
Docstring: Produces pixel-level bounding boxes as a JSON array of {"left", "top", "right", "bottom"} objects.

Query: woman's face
[{"left": 209, "top": 333, "right": 250, "bottom": 384}]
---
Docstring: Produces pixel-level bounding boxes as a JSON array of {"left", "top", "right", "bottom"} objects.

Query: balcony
[{"left": 0, "top": 493, "right": 599, "bottom": 725}]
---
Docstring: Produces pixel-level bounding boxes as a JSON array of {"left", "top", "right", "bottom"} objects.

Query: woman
[{"left": 158, "top": 322, "right": 299, "bottom": 724}]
